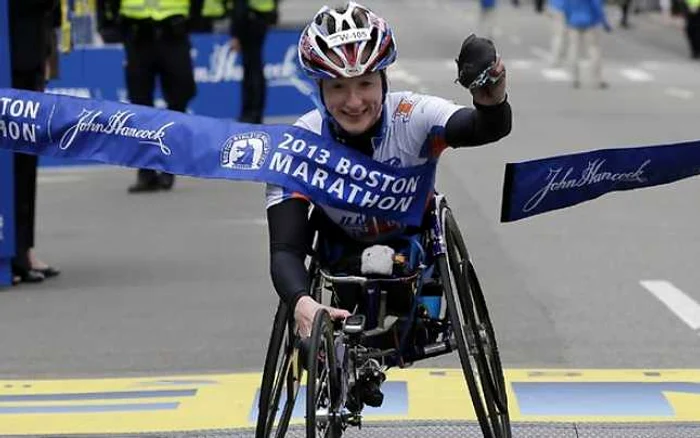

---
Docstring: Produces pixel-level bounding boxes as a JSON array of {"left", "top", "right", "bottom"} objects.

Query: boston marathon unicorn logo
[{"left": 220, "top": 131, "right": 270, "bottom": 170}]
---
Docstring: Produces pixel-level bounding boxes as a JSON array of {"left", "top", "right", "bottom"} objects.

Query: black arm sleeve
[
  {"left": 267, "top": 198, "right": 313, "bottom": 308},
  {"left": 444, "top": 98, "right": 512, "bottom": 148}
]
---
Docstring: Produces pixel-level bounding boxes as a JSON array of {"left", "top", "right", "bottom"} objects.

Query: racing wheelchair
[{"left": 255, "top": 194, "right": 511, "bottom": 438}]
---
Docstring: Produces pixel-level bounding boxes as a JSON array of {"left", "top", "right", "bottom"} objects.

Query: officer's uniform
[
  {"left": 190, "top": 0, "right": 225, "bottom": 33},
  {"left": 117, "top": 0, "right": 199, "bottom": 192},
  {"left": 230, "top": 0, "right": 277, "bottom": 124}
]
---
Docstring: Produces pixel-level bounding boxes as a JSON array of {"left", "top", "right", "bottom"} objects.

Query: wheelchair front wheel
[
  {"left": 255, "top": 301, "right": 302, "bottom": 438},
  {"left": 306, "top": 309, "right": 343, "bottom": 438},
  {"left": 439, "top": 204, "right": 511, "bottom": 438}
]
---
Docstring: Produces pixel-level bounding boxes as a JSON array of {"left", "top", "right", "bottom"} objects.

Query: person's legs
[
  {"left": 689, "top": 11, "right": 700, "bottom": 58},
  {"left": 620, "top": 0, "right": 632, "bottom": 27},
  {"left": 568, "top": 28, "right": 583, "bottom": 87},
  {"left": 123, "top": 33, "right": 160, "bottom": 192},
  {"left": 157, "top": 33, "right": 197, "bottom": 189},
  {"left": 550, "top": 9, "right": 568, "bottom": 67},
  {"left": 239, "top": 18, "right": 268, "bottom": 124},
  {"left": 585, "top": 27, "right": 606, "bottom": 87},
  {"left": 479, "top": 6, "right": 497, "bottom": 41},
  {"left": 11, "top": 68, "right": 47, "bottom": 283}
]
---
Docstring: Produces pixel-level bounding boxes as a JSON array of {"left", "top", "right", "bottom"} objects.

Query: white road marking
[
  {"left": 640, "top": 280, "right": 700, "bottom": 331},
  {"left": 541, "top": 68, "right": 572, "bottom": 81},
  {"left": 620, "top": 68, "right": 654, "bottom": 82},
  {"left": 37, "top": 175, "right": 86, "bottom": 184},
  {"left": 665, "top": 87, "right": 695, "bottom": 100}
]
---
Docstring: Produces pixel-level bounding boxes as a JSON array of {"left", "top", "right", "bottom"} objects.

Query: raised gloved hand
[{"left": 455, "top": 34, "right": 507, "bottom": 106}]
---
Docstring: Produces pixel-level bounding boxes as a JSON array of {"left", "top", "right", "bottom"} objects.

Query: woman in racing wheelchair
[{"left": 262, "top": 1, "right": 511, "bottom": 436}]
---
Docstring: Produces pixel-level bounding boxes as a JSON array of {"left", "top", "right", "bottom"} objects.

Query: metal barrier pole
[{"left": 0, "top": 0, "right": 15, "bottom": 286}]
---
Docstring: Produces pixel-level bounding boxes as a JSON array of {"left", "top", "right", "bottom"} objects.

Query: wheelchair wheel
[
  {"left": 438, "top": 203, "right": 511, "bottom": 438},
  {"left": 255, "top": 301, "right": 302, "bottom": 438},
  {"left": 306, "top": 309, "right": 343, "bottom": 438}
]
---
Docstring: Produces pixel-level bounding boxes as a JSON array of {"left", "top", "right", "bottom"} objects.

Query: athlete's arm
[
  {"left": 444, "top": 98, "right": 512, "bottom": 147},
  {"left": 267, "top": 198, "right": 312, "bottom": 308}
]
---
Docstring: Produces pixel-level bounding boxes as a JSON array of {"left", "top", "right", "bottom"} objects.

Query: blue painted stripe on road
[
  {"left": 248, "top": 381, "right": 408, "bottom": 422},
  {"left": 0, "top": 402, "right": 179, "bottom": 414},
  {"left": 0, "top": 389, "right": 196, "bottom": 402},
  {"left": 514, "top": 382, "right": 700, "bottom": 416}
]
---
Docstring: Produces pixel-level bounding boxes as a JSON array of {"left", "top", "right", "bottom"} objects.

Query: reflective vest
[
  {"left": 227, "top": 0, "right": 275, "bottom": 13},
  {"left": 120, "top": 0, "right": 190, "bottom": 21},
  {"left": 202, "top": 0, "right": 226, "bottom": 17}
]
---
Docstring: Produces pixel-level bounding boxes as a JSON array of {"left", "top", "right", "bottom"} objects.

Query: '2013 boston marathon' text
[{"left": 269, "top": 133, "right": 422, "bottom": 213}]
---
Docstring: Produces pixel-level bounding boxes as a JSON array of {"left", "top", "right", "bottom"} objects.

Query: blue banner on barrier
[
  {"left": 0, "top": 89, "right": 436, "bottom": 226},
  {"left": 500, "top": 140, "right": 700, "bottom": 222},
  {"left": 0, "top": 0, "right": 14, "bottom": 286},
  {"left": 45, "top": 31, "right": 314, "bottom": 119}
]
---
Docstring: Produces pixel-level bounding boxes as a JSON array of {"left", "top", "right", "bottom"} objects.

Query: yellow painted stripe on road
[{"left": 1, "top": 369, "right": 700, "bottom": 435}]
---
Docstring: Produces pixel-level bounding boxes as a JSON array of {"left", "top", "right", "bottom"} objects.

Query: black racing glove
[{"left": 455, "top": 34, "right": 498, "bottom": 89}]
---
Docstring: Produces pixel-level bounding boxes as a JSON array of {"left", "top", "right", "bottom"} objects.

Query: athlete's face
[{"left": 321, "top": 72, "right": 383, "bottom": 135}]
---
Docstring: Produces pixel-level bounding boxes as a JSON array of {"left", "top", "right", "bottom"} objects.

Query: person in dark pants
[
  {"left": 8, "top": 0, "right": 62, "bottom": 285},
  {"left": 229, "top": 0, "right": 277, "bottom": 124},
  {"left": 103, "top": 0, "right": 199, "bottom": 193},
  {"left": 619, "top": 0, "right": 633, "bottom": 28},
  {"left": 685, "top": 0, "right": 700, "bottom": 58}
]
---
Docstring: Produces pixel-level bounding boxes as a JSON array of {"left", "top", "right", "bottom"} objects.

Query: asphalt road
[{"left": 2, "top": 0, "right": 700, "bottom": 379}]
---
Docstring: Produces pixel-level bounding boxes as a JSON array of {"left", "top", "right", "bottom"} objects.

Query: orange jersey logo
[{"left": 393, "top": 98, "right": 415, "bottom": 122}]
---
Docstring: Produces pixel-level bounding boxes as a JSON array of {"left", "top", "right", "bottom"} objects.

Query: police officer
[
  {"left": 228, "top": 0, "right": 277, "bottom": 124},
  {"left": 104, "top": 0, "right": 200, "bottom": 192}
]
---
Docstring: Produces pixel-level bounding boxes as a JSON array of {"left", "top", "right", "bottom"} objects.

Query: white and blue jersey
[{"left": 266, "top": 91, "right": 463, "bottom": 242}]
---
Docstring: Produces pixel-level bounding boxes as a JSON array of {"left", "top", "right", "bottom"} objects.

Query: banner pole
[{"left": 0, "top": 0, "right": 16, "bottom": 287}]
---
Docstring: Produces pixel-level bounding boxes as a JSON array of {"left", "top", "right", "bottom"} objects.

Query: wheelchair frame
[{"left": 254, "top": 194, "right": 511, "bottom": 438}]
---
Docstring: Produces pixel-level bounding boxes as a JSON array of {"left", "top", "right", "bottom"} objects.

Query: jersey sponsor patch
[{"left": 393, "top": 97, "right": 416, "bottom": 123}]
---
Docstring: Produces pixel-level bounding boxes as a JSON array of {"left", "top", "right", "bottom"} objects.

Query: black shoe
[
  {"left": 34, "top": 266, "right": 60, "bottom": 278},
  {"left": 158, "top": 173, "right": 175, "bottom": 190},
  {"left": 128, "top": 178, "right": 160, "bottom": 193},
  {"left": 12, "top": 268, "right": 45, "bottom": 284}
]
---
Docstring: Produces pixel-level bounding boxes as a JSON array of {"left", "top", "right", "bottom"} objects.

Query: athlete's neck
[{"left": 330, "top": 114, "right": 384, "bottom": 157}]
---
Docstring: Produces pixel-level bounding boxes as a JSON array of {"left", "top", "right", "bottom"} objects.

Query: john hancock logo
[{"left": 220, "top": 132, "right": 270, "bottom": 170}]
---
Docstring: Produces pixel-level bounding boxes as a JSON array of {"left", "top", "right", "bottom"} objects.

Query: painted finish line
[{"left": 1, "top": 369, "right": 699, "bottom": 435}]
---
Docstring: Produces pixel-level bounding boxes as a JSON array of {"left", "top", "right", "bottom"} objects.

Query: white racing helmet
[{"left": 297, "top": 1, "right": 397, "bottom": 80}]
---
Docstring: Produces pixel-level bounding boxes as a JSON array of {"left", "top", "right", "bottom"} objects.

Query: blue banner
[
  {"left": 45, "top": 31, "right": 314, "bottom": 119},
  {"left": 0, "top": 88, "right": 436, "bottom": 226},
  {"left": 501, "top": 140, "right": 700, "bottom": 222},
  {"left": 0, "top": 0, "right": 14, "bottom": 286}
]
